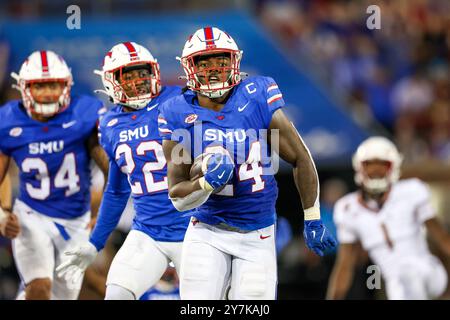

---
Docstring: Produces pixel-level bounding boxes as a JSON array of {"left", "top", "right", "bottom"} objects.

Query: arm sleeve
[
  {"left": 98, "top": 122, "right": 114, "bottom": 159},
  {"left": 89, "top": 158, "right": 131, "bottom": 251},
  {"left": 261, "top": 76, "right": 285, "bottom": 127},
  {"left": 98, "top": 104, "right": 107, "bottom": 121},
  {"left": 157, "top": 107, "right": 175, "bottom": 140},
  {"left": 0, "top": 148, "right": 10, "bottom": 157}
]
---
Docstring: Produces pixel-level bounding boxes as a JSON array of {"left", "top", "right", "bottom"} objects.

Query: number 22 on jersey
[{"left": 115, "top": 141, "right": 168, "bottom": 195}]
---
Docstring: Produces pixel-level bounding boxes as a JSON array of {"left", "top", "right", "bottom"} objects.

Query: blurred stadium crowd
[
  {"left": 259, "top": 0, "right": 450, "bottom": 163},
  {"left": 0, "top": 0, "right": 449, "bottom": 300}
]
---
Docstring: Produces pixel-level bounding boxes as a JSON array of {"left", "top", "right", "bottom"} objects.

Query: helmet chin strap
[
  {"left": 120, "top": 95, "right": 152, "bottom": 110},
  {"left": 23, "top": 82, "right": 71, "bottom": 118},
  {"left": 198, "top": 81, "right": 232, "bottom": 99},
  {"left": 31, "top": 102, "right": 60, "bottom": 117},
  {"left": 199, "top": 88, "right": 230, "bottom": 99}
]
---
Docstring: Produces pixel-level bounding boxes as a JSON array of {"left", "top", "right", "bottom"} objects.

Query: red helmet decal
[
  {"left": 40, "top": 51, "right": 49, "bottom": 75},
  {"left": 123, "top": 42, "right": 139, "bottom": 61},
  {"left": 203, "top": 27, "right": 216, "bottom": 48}
]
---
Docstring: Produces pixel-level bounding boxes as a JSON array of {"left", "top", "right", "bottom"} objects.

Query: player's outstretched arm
[
  {"left": 89, "top": 159, "right": 130, "bottom": 251},
  {"left": 425, "top": 218, "right": 450, "bottom": 257},
  {"left": 269, "top": 109, "right": 318, "bottom": 209},
  {"left": 162, "top": 140, "right": 212, "bottom": 211},
  {"left": 269, "top": 109, "right": 336, "bottom": 255},
  {"left": 326, "top": 243, "right": 358, "bottom": 300}
]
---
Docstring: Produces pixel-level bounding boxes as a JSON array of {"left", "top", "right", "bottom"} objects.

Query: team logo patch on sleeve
[
  {"left": 107, "top": 118, "right": 118, "bottom": 127},
  {"left": 98, "top": 106, "right": 107, "bottom": 115},
  {"left": 184, "top": 114, "right": 198, "bottom": 124},
  {"left": 9, "top": 127, "right": 23, "bottom": 137}
]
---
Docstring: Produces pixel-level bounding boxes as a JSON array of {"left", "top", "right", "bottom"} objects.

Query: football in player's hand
[
  {"left": 189, "top": 153, "right": 227, "bottom": 194},
  {"left": 189, "top": 154, "right": 206, "bottom": 181}
]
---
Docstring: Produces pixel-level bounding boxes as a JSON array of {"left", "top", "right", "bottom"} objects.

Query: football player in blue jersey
[
  {"left": 56, "top": 42, "right": 192, "bottom": 300},
  {"left": 0, "top": 50, "right": 109, "bottom": 300},
  {"left": 158, "top": 27, "right": 337, "bottom": 299}
]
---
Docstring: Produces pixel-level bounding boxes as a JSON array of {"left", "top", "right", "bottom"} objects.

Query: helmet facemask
[
  {"left": 358, "top": 160, "right": 394, "bottom": 195},
  {"left": 352, "top": 137, "right": 403, "bottom": 196},
  {"left": 181, "top": 49, "right": 242, "bottom": 99},
  {"left": 19, "top": 78, "right": 72, "bottom": 117},
  {"left": 104, "top": 61, "right": 161, "bottom": 110},
  {"left": 11, "top": 50, "right": 73, "bottom": 118}
]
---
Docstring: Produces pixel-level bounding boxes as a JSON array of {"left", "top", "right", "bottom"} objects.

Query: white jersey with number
[
  {"left": 334, "top": 178, "right": 437, "bottom": 277},
  {"left": 334, "top": 178, "right": 447, "bottom": 299}
]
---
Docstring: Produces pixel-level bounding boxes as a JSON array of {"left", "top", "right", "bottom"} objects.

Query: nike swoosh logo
[
  {"left": 62, "top": 121, "right": 76, "bottom": 129},
  {"left": 238, "top": 101, "right": 250, "bottom": 112},
  {"left": 260, "top": 235, "right": 271, "bottom": 240},
  {"left": 147, "top": 103, "right": 159, "bottom": 111},
  {"left": 217, "top": 171, "right": 226, "bottom": 179}
]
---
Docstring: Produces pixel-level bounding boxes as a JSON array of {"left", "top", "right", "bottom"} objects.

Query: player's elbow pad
[{"left": 170, "top": 189, "right": 212, "bottom": 212}]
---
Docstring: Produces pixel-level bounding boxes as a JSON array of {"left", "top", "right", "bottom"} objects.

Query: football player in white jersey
[{"left": 327, "top": 136, "right": 450, "bottom": 300}]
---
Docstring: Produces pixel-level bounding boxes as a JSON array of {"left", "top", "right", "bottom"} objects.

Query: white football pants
[
  {"left": 179, "top": 217, "right": 277, "bottom": 300},
  {"left": 385, "top": 255, "right": 447, "bottom": 300},
  {"left": 12, "top": 199, "right": 90, "bottom": 300},
  {"left": 105, "top": 229, "right": 183, "bottom": 299}
]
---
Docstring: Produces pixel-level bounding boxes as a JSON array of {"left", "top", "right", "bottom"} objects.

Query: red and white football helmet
[
  {"left": 11, "top": 50, "right": 73, "bottom": 117},
  {"left": 352, "top": 136, "right": 403, "bottom": 194},
  {"left": 178, "top": 27, "right": 244, "bottom": 99},
  {"left": 95, "top": 42, "right": 161, "bottom": 109}
]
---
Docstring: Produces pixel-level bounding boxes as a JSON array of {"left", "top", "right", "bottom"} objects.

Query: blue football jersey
[
  {"left": 98, "top": 86, "right": 190, "bottom": 241},
  {"left": 0, "top": 95, "right": 104, "bottom": 219},
  {"left": 158, "top": 76, "right": 284, "bottom": 231}
]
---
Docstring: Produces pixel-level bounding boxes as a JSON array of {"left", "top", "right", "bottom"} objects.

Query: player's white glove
[{"left": 56, "top": 241, "right": 98, "bottom": 288}]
